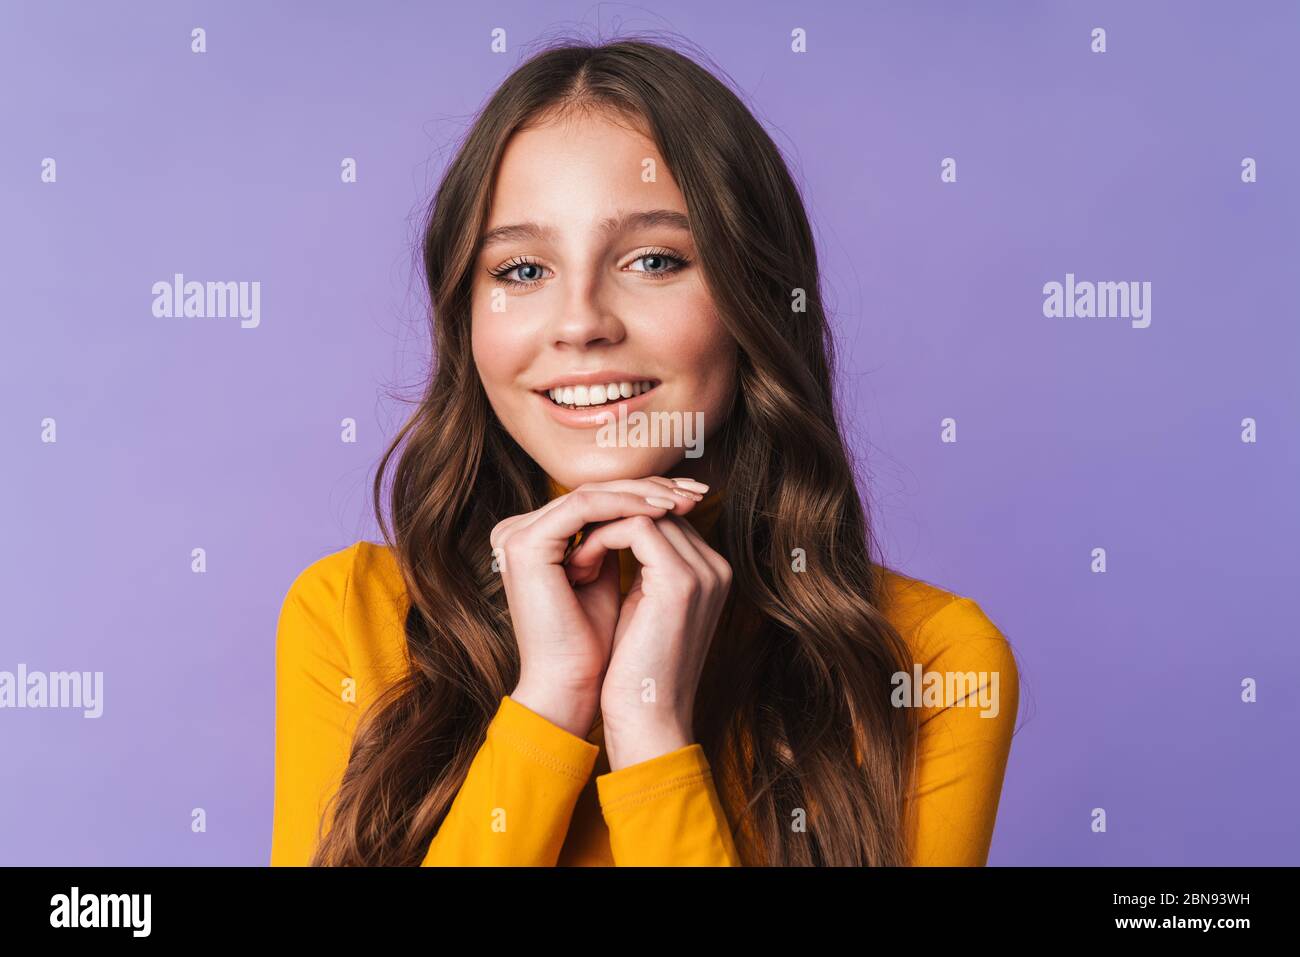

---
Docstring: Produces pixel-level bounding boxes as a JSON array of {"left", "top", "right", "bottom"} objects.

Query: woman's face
[{"left": 470, "top": 109, "right": 737, "bottom": 491}]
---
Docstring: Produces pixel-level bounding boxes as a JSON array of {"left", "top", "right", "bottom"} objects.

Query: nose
[{"left": 546, "top": 273, "right": 625, "bottom": 349}]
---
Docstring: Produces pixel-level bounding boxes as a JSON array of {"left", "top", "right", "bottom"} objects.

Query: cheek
[
  {"left": 470, "top": 302, "right": 525, "bottom": 396},
  {"left": 698, "top": 348, "right": 739, "bottom": 431},
  {"left": 648, "top": 294, "right": 737, "bottom": 412}
]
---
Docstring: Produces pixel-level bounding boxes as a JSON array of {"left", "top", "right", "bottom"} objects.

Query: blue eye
[
  {"left": 488, "top": 259, "right": 548, "bottom": 288},
  {"left": 486, "top": 249, "right": 691, "bottom": 289},
  {"left": 627, "top": 251, "right": 690, "bottom": 278}
]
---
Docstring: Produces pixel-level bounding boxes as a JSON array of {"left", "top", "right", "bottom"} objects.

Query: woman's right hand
[{"left": 492, "top": 476, "right": 706, "bottom": 738}]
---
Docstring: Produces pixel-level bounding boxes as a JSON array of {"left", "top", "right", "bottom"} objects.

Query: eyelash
[{"left": 487, "top": 248, "right": 691, "bottom": 288}]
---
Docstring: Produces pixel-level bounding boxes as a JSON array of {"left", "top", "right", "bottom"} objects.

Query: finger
[
  {"left": 572, "top": 549, "right": 622, "bottom": 630},
  {"left": 644, "top": 475, "right": 711, "bottom": 504},
  {"left": 493, "top": 477, "right": 691, "bottom": 549},
  {"left": 651, "top": 515, "right": 718, "bottom": 588},
  {"left": 490, "top": 512, "right": 529, "bottom": 551},
  {"left": 663, "top": 511, "right": 733, "bottom": 581},
  {"left": 564, "top": 498, "right": 717, "bottom": 585},
  {"left": 521, "top": 485, "right": 696, "bottom": 554},
  {"left": 529, "top": 477, "right": 704, "bottom": 533},
  {"left": 491, "top": 487, "right": 581, "bottom": 550},
  {"left": 564, "top": 513, "right": 689, "bottom": 585}
]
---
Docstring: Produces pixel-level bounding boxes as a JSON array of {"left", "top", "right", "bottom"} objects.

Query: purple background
[{"left": 2, "top": 0, "right": 1296, "bottom": 865}]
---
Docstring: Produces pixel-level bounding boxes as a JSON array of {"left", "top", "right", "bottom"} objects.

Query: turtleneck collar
[{"left": 545, "top": 475, "right": 724, "bottom": 595}]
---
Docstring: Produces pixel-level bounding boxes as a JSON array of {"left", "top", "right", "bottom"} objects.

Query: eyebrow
[{"left": 478, "top": 208, "right": 692, "bottom": 251}]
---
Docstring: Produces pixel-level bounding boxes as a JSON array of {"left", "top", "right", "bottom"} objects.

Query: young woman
[{"left": 271, "top": 37, "right": 1020, "bottom": 867}]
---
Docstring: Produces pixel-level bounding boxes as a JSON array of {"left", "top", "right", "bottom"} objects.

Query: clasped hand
[{"left": 491, "top": 476, "right": 732, "bottom": 771}]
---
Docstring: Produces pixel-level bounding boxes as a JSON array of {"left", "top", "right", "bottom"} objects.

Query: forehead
[{"left": 483, "top": 110, "right": 686, "bottom": 235}]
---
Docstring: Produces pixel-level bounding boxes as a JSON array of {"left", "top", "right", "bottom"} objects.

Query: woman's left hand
[{"left": 564, "top": 510, "right": 733, "bottom": 770}]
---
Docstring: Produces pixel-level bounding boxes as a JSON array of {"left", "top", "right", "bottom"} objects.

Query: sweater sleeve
[
  {"left": 273, "top": 551, "right": 1015, "bottom": 867},
  {"left": 271, "top": 546, "right": 600, "bottom": 866},
  {"left": 903, "top": 597, "right": 1020, "bottom": 866},
  {"left": 595, "top": 742, "right": 742, "bottom": 866},
  {"left": 271, "top": 546, "right": 362, "bottom": 866},
  {"left": 419, "top": 695, "right": 599, "bottom": 866}
]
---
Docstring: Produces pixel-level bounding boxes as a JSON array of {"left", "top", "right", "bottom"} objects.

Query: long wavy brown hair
[{"left": 311, "top": 34, "right": 920, "bottom": 866}]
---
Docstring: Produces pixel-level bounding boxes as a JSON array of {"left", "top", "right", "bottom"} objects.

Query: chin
[{"left": 533, "top": 447, "right": 692, "bottom": 490}]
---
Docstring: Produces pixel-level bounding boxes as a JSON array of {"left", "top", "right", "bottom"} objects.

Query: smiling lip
[
  {"left": 536, "top": 380, "right": 660, "bottom": 428},
  {"left": 533, "top": 370, "right": 659, "bottom": 392}
]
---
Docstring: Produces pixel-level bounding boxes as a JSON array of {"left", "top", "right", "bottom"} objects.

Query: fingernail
[
  {"left": 672, "top": 479, "right": 710, "bottom": 494},
  {"left": 645, "top": 496, "right": 676, "bottom": 509},
  {"left": 671, "top": 487, "right": 703, "bottom": 501}
]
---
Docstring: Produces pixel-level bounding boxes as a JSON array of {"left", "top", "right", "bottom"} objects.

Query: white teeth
[{"left": 546, "top": 379, "right": 656, "bottom": 409}]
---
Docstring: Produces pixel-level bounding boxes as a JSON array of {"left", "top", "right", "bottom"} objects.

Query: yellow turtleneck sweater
[{"left": 271, "top": 479, "right": 1019, "bottom": 866}]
